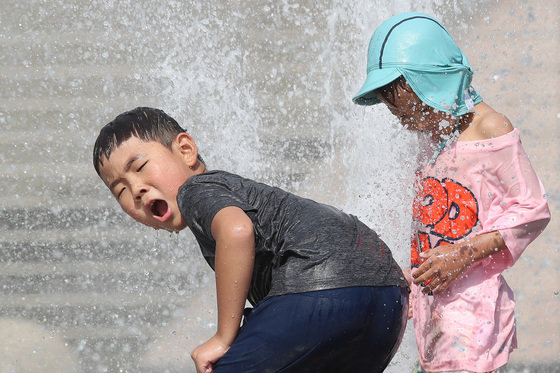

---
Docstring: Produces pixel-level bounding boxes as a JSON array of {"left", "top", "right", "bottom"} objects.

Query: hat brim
[{"left": 352, "top": 68, "right": 402, "bottom": 106}]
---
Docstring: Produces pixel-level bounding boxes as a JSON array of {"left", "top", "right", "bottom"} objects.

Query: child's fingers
[
  {"left": 412, "top": 266, "right": 437, "bottom": 285},
  {"left": 419, "top": 271, "right": 441, "bottom": 293},
  {"left": 422, "top": 281, "right": 437, "bottom": 294},
  {"left": 196, "top": 361, "right": 213, "bottom": 373},
  {"left": 428, "top": 268, "right": 462, "bottom": 294},
  {"left": 411, "top": 258, "right": 433, "bottom": 279},
  {"left": 418, "top": 246, "right": 444, "bottom": 258},
  {"left": 418, "top": 249, "right": 435, "bottom": 258},
  {"left": 431, "top": 276, "right": 453, "bottom": 295}
]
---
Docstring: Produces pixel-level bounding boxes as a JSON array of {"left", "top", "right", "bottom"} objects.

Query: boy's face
[{"left": 98, "top": 134, "right": 198, "bottom": 232}]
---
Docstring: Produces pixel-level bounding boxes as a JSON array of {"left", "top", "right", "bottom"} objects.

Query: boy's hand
[{"left": 191, "top": 335, "right": 230, "bottom": 373}]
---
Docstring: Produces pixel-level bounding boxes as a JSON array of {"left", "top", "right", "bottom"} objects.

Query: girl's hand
[
  {"left": 411, "top": 244, "right": 470, "bottom": 295},
  {"left": 412, "top": 232, "right": 505, "bottom": 295},
  {"left": 191, "top": 335, "right": 231, "bottom": 373}
]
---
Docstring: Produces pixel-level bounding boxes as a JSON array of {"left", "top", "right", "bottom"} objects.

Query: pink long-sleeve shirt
[{"left": 410, "top": 128, "right": 550, "bottom": 372}]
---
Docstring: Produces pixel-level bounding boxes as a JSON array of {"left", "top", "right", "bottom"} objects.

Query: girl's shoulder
[{"left": 459, "top": 102, "right": 514, "bottom": 142}]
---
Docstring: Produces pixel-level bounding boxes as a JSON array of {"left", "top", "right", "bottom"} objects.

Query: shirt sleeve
[
  {"left": 481, "top": 138, "right": 550, "bottom": 267},
  {"left": 177, "top": 177, "right": 257, "bottom": 241}
]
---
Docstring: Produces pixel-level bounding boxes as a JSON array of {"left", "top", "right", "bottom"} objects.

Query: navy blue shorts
[{"left": 213, "top": 286, "right": 408, "bottom": 373}]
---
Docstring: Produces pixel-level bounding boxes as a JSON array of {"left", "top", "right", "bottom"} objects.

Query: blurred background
[{"left": 0, "top": 0, "right": 557, "bottom": 372}]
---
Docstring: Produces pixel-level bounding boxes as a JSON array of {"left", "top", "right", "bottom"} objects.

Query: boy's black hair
[
  {"left": 93, "top": 107, "right": 202, "bottom": 175},
  {"left": 375, "top": 76, "right": 407, "bottom": 108}
]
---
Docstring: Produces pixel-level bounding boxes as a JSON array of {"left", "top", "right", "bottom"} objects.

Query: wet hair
[
  {"left": 375, "top": 76, "right": 408, "bottom": 108},
  {"left": 93, "top": 107, "right": 203, "bottom": 175}
]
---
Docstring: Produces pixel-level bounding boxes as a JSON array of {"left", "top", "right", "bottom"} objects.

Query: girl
[{"left": 353, "top": 12, "right": 550, "bottom": 373}]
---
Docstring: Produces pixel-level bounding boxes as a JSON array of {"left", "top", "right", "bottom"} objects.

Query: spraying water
[{"left": 1, "top": 0, "right": 557, "bottom": 372}]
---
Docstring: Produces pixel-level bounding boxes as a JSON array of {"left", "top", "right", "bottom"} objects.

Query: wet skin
[
  {"left": 412, "top": 232, "right": 506, "bottom": 295},
  {"left": 99, "top": 134, "right": 254, "bottom": 372},
  {"left": 375, "top": 78, "right": 512, "bottom": 295},
  {"left": 376, "top": 78, "right": 459, "bottom": 141},
  {"left": 98, "top": 134, "right": 202, "bottom": 232}
]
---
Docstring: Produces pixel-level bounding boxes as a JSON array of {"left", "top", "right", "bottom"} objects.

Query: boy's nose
[{"left": 132, "top": 185, "right": 148, "bottom": 200}]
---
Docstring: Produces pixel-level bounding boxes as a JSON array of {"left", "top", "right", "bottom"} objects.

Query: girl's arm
[
  {"left": 412, "top": 231, "right": 505, "bottom": 294},
  {"left": 414, "top": 108, "right": 550, "bottom": 295},
  {"left": 191, "top": 206, "right": 255, "bottom": 373}
]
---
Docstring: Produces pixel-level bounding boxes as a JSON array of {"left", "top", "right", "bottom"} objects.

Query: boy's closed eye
[
  {"left": 114, "top": 160, "right": 148, "bottom": 199},
  {"left": 117, "top": 187, "right": 125, "bottom": 199},
  {"left": 137, "top": 160, "right": 148, "bottom": 172}
]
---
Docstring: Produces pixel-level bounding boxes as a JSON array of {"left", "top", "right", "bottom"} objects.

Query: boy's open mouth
[{"left": 150, "top": 199, "right": 169, "bottom": 218}]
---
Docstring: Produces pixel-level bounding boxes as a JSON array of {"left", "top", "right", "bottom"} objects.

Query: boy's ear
[{"left": 173, "top": 133, "right": 199, "bottom": 167}]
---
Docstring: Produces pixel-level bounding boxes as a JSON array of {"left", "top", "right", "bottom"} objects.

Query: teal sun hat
[{"left": 353, "top": 12, "right": 482, "bottom": 116}]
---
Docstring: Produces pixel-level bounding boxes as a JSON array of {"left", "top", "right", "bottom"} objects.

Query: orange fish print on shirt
[{"left": 411, "top": 177, "right": 479, "bottom": 268}]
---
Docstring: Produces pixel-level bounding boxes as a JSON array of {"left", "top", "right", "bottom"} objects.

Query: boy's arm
[
  {"left": 191, "top": 206, "right": 255, "bottom": 372},
  {"left": 212, "top": 205, "right": 255, "bottom": 343}
]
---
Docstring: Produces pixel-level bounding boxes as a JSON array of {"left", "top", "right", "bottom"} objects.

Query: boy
[{"left": 93, "top": 107, "right": 409, "bottom": 373}]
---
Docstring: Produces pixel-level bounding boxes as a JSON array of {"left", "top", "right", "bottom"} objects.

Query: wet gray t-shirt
[{"left": 177, "top": 170, "right": 407, "bottom": 306}]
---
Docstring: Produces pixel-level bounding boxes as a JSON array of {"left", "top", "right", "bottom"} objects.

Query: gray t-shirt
[{"left": 177, "top": 170, "right": 407, "bottom": 306}]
